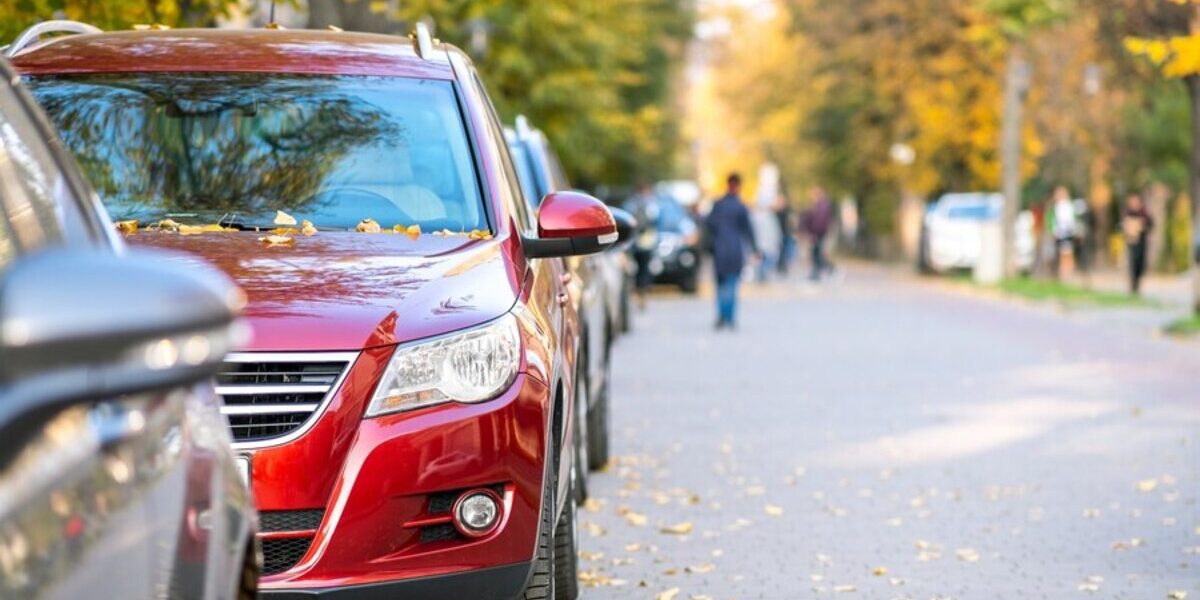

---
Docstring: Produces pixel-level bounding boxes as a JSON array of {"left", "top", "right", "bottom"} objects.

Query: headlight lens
[{"left": 366, "top": 314, "right": 521, "bottom": 416}]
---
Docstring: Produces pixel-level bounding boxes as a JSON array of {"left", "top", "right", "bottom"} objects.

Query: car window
[
  {"left": 0, "top": 78, "right": 90, "bottom": 251},
  {"left": 507, "top": 139, "right": 542, "bottom": 211},
  {"left": 27, "top": 73, "right": 487, "bottom": 233},
  {"left": 469, "top": 73, "right": 533, "bottom": 234}
]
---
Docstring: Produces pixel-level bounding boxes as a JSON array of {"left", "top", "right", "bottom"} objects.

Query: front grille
[
  {"left": 261, "top": 510, "right": 325, "bottom": 533},
  {"left": 262, "top": 537, "right": 312, "bottom": 575},
  {"left": 420, "top": 523, "right": 461, "bottom": 543},
  {"left": 218, "top": 353, "right": 355, "bottom": 444}
]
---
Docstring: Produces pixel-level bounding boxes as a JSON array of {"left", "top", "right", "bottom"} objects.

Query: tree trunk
[
  {"left": 1000, "top": 49, "right": 1028, "bottom": 279},
  {"left": 1188, "top": 74, "right": 1200, "bottom": 315}
]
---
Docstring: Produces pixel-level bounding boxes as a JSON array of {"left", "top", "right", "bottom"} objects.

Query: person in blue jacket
[{"left": 705, "top": 173, "right": 759, "bottom": 330}]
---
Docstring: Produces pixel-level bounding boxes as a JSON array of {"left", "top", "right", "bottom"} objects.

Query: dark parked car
[
  {"left": 18, "top": 22, "right": 619, "bottom": 599},
  {"left": 0, "top": 48, "right": 258, "bottom": 600},
  {"left": 627, "top": 194, "right": 701, "bottom": 293}
]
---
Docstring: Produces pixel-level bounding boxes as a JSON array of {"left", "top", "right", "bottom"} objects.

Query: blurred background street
[{"left": 580, "top": 266, "right": 1198, "bottom": 599}]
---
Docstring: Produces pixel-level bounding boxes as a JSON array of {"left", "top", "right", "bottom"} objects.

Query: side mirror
[
  {"left": 0, "top": 248, "right": 243, "bottom": 459},
  {"left": 607, "top": 206, "right": 638, "bottom": 250},
  {"left": 524, "top": 191, "right": 619, "bottom": 258}
]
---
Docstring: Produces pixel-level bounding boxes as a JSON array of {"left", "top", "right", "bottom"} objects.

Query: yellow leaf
[
  {"left": 660, "top": 521, "right": 693, "bottom": 535},
  {"left": 764, "top": 505, "right": 784, "bottom": 517},
  {"left": 179, "top": 224, "right": 233, "bottom": 236},
  {"left": 872, "top": 566, "right": 888, "bottom": 576},
  {"left": 259, "top": 234, "right": 294, "bottom": 246},
  {"left": 406, "top": 224, "right": 422, "bottom": 240},
  {"left": 301, "top": 220, "right": 318, "bottom": 236},
  {"left": 1136, "top": 479, "right": 1158, "bottom": 492},
  {"left": 115, "top": 220, "right": 138, "bottom": 235},
  {"left": 274, "top": 210, "right": 297, "bottom": 226},
  {"left": 152, "top": 218, "right": 181, "bottom": 232},
  {"left": 656, "top": 588, "right": 680, "bottom": 600},
  {"left": 623, "top": 511, "right": 648, "bottom": 527},
  {"left": 356, "top": 218, "right": 382, "bottom": 233}
]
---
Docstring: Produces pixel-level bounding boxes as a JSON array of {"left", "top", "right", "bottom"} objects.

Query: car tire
[
  {"left": 237, "top": 538, "right": 261, "bottom": 600},
  {"left": 522, "top": 475, "right": 557, "bottom": 600},
  {"left": 680, "top": 271, "right": 699, "bottom": 294},
  {"left": 553, "top": 477, "right": 579, "bottom": 600},
  {"left": 586, "top": 347, "right": 611, "bottom": 471}
]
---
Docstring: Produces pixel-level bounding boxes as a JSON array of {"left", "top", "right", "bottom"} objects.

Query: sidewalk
[{"left": 1064, "top": 268, "right": 1191, "bottom": 309}]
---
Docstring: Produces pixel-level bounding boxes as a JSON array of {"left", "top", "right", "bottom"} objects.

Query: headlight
[{"left": 366, "top": 314, "right": 521, "bottom": 416}]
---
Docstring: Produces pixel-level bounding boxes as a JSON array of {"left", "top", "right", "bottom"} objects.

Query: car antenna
[{"left": 265, "top": 0, "right": 281, "bottom": 29}]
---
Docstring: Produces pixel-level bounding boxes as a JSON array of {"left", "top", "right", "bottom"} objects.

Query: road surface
[{"left": 578, "top": 263, "right": 1198, "bottom": 599}]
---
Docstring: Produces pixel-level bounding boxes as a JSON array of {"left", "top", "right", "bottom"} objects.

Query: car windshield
[
  {"left": 26, "top": 73, "right": 486, "bottom": 232},
  {"left": 944, "top": 203, "right": 998, "bottom": 220},
  {"left": 653, "top": 198, "right": 694, "bottom": 233}
]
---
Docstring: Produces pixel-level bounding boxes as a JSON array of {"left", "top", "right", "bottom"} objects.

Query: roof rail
[
  {"left": 412, "top": 21, "right": 434, "bottom": 59},
  {"left": 4, "top": 20, "right": 101, "bottom": 58}
]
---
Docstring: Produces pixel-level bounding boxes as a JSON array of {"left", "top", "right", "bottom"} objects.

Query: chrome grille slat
[{"left": 218, "top": 352, "right": 356, "bottom": 448}]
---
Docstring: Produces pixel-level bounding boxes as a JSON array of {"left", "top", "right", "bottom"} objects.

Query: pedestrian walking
[
  {"left": 1049, "top": 186, "right": 1077, "bottom": 277},
  {"left": 801, "top": 186, "right": 835, "bottom": 281},
  {"left": 624, "top": 182, "right": 660, "bottom": 309},
  {"left": 774, "top": 194, "right": 795, "bottom": 275},
  {"left": 1121, "top": 193, "right": 1154, "bottom": 295},
  {"left": 705, "top": 173, "right": 759, "bottom": 330}
]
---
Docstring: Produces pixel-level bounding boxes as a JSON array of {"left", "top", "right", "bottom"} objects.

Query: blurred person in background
[
  {"left": 752, "top": 197, "right": 781, "bottom": 282},
  {"left": 1049, "top": 186, "right": 1078, "bottom": 277},
  {"left": 706, "top": 173, "right": 759, "bottom": 330},
  {"left": 625, "top": 182, "right": 660, "bottom": 309},
  {"left": 1121, "top": 193, "right": 1154, "bottom": 295},
  {"left": 801, "top": 186, "right": 836, "bottom": 281},
  {"left": 775, "top": 193, "right": 795, "bottom": 275}
]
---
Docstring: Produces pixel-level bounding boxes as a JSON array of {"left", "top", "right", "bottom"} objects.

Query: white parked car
[{"left": 920, "top": 193, "right": 1034, "bottom": 273}]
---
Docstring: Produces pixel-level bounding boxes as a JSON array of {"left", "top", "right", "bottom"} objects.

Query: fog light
[{"left": 453, "top": 489, "right": 502, "bottom": 537}]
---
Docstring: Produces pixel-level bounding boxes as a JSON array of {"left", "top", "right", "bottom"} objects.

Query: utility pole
[
  {"left": 1191, "top": 3, "right": 1200, "bottom": 314},
  {"left": 1000, "top": 49, "right": 1031, "bottom": 279}
]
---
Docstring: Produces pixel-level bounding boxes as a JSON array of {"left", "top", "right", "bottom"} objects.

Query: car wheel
[
  {"left": 237, "top": 538, "right": 261, "bottom": 600},
  {"left": 586, "top": 345, "right": 611, "bottom": 471},
  {"left": 680, "top": 271, "right": 699, "bottom": 294},
  {"left": 522, "top": 475, "right": 557, "bottom": 600},
  {"left": 572, "top": 361, "right": 589, "bottom": 503},
  {"left": 553, "top": 477, "right": 580, "bottom": 600}
]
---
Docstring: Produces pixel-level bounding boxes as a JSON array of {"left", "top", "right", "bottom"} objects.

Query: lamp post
[{"left": 1000, "top": 52, "right": 1032, "bottom": 278}]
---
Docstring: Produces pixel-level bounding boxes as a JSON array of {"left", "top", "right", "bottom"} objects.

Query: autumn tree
[
  {"left": 0, "top": 0, "right": 240, "bottom": 40},
  {"left": 1125, "top": 0, "right": 1200, "bottom": 313}
]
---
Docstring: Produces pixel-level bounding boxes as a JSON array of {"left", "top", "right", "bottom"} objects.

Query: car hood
[{"left": 129, "top": 232, "right": 521, "bottom": 351}]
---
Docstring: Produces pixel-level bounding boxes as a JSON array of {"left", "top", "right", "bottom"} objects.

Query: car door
[{"left": 0, "top": 66, "right": 157, "bottom": 600}]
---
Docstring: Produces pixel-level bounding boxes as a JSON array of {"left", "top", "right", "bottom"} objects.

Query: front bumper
[
  {"left": 248, "top": 348, "right": 552, "bottom": 594},
  {"left": 262, "top": 562, "right": 532, "bottom": 600}
]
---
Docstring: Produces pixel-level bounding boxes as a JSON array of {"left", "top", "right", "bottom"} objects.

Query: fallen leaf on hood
[
  {"left": 955, "top": 548, "right": 980, "bottom": 562},
  {"left": 872, "top": 566, "right": 888, "bottom": 576},
  {"left": 301, "top": 220, "right": 318, "bottom": 236},
  {"left": 274, "top": 210, "right": 297, "bottom": 226},
  {"left": 660, "top": 521, "right": 693, "bottom": 535},
  {"left": 151, "top": 218, "right": 181, "bottom": 232},
  {"left": 764, "top": 505, "right": 784, "bottom": 517},
  {"left": 655, "top": 588, "right": 680, "bottom": 600},
  {"left": 468, "top": 229, "right": 492, "bottom": 240},
  {"left": 259, "top": 234, "right": 295, "bottom": 246},
  {"left": 685, "top": 564, "right": 715, "bottom": 574},
  {"left": 179, "top": 224, "right": 234, "bottom": 236},
  {"left": 356, "top": 218, "right": 382, "bottom": 233},
  {"left": 622, "top": 511, "right": 648, "bottom": 527},
  {"left": 405, "top": 224, "right": 422, "bottom": 240},
  {"left": 115, "top": 220, "right": 138, "bottom": 235}
]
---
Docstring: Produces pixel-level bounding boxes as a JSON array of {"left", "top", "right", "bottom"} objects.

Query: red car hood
[{"left": 130, "top": 232, "right": 521, "bottom": 351}]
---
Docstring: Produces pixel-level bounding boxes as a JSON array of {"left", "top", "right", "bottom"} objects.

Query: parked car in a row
[
  {"left": 918, "top": 192, "right": 1035, "bottom": 274},
  {"left": 626, "top": 191, "right": 702, "bottom": 293},
  {"left": 0, "top": 51, "right": 259, "bottom": 600},
  {"left": 505, "top": 117, "right": 635, "bottom": 499},
  {"left": 16, "top": 20, "right": 624, "bottom": 600}
]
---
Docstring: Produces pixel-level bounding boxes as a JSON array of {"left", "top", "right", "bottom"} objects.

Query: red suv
[{"left": 17, "top": 22, "right": 619, "bottom": 599}]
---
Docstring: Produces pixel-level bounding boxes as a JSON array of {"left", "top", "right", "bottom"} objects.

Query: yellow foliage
[{"left": 1126, "top": 35, "right": 1200, "bottom": 78}]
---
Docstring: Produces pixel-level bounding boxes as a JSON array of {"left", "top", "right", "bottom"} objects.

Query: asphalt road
[{"left": 578, "top": 263, "right": 1199, "bottom": 600}]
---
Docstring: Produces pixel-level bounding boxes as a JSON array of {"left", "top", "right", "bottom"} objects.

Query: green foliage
[
  {"left": 995, "top": 277, "right": 1157, "bottom": 307},
  {"left": 1164, "top": 313, "right": 1200, "bottom": 335},
  {"left": 387, "top": 0, "right": 693, "bottom": 188},
  {"left": 981, "top": 0, "right": 1071, "bottom": 40},
  {"left": 0, "top": 0, "right": 241, "bottom": 41}
]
